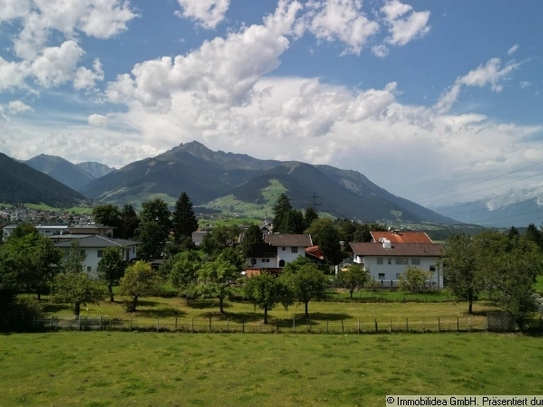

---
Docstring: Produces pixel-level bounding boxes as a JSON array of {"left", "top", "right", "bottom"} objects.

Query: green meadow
[{"left": 1, "top": 331, "right": 542, "bottom": 407}]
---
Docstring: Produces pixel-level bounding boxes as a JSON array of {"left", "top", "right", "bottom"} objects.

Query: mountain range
[
  {"left": 7, "top": 141, "right": 540, "bottom": 227},
  {"left": 78, "top": 141, "right": 455, "bottom": 224},
  {"left": 0, "top": 153, "right": 87, "bottom": 207},
  {"left": 24, "top": 154, "right": 115, "bottom": 191},
  {"left": 433, "top": 187, "right": 543, "bottom": 227}
]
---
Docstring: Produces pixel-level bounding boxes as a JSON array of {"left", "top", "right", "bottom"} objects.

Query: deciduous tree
[
  {"left": 97, "top": 247, "right": 126, "bottom": 302},
  {"left": 197, "top": 255, "right": 241, "bottom": 314},
  {"left": 52, "top": 272, "right": 106, "bottom": 316},
  {"left": 244, "top": 272, "right": 292, "bottom": 324},
  {"left": 280, "top": 258, "right": 328, "bottom": 317},
  {"left": 336, "top": 264, "right": 369, "bottom": 299},
  {"left": 119, "top": 261, "right": 160, "bottom": 312}
]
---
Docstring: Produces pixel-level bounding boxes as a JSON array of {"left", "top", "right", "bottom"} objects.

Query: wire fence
[
  {"left": 24, "top": 314, "right": 517, "bottom": 334},
  {"left": 2, "top": 311, "right": 542, "bottom": 334}
]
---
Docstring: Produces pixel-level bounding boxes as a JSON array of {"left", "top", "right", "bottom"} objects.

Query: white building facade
[{"left": 350, "top": 240, "right": 443, "bottom": 288}]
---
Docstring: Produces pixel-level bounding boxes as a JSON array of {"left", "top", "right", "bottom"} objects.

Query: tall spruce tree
[
  {"left": 272, "top": 193, "right": 293, "bottom": 233},
  {"left": 172, "top": 192, "right": 199, "bottom": 243}
]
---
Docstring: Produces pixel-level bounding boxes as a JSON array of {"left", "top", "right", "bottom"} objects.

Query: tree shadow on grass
[
  {"left": 42, "top": 303, "right": 71, "bottom": 313},
  {"left": 134, "top": 300, "right": 159, "bottom": 307},
  {"left": 187, "top": 299, "right": 230, "bottom": 310},
  {"left": 135, "top": 307, "right": 187, "bottom": 318},
  {"left": 210, "top": 311, "right": 262, "bottom": 323},
  {"left": 274, "top": 312, "right": 351, "bottom": 326}
]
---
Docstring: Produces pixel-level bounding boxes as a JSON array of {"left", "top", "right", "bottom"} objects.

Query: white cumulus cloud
[
  {"left": 175, "top": 0, "right": 230, "bottom": 29},
  {"left": 8, "top": 100, "right": 34, "bottom": 115},
  {"left": 88, "top": 114, "right": 108, "bottom": 127},
  {"left": 381, "top": 0, "right": 430, "bottom": 46},
  {"left": 302, "top": 0, "right": 379, "bottom": 55}
]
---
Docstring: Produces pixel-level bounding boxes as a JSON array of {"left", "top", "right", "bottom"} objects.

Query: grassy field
[
  {"left": 36, "top": 293, "right": 498, "bottom": 333},
  {"left": 1, "top": 331, "right": 542, "bottom": 406}
]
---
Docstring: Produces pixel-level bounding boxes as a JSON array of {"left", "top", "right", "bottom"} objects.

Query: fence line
[
  {"left": 1, "top": 313, "right": 540, "bottom": 334},
  {"left": 25, "top": 315, "right": 499, "bottom": 334}
]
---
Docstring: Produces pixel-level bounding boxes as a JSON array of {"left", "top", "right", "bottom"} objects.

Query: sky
[{"left": 0, "top": 0, "right": 542, "bottom": 210}]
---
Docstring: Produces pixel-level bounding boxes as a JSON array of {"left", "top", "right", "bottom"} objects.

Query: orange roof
[{"left": 370, "top": 231, "right": 433, "bottom": 244}]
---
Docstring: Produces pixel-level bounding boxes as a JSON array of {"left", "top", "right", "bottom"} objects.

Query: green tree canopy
[
  {"left": 92, "top": 204, "right": 121, "bottom": 232},
  {"left": 280, "top": 259, "right": 328, "bottom": 317},
  {"left": 398, "top": 266, "right": 433, "bottom": 293},
  {"left": 336, "top": 263, "right": 369, "bottom": 299},
  {"left": 168, "top": 251, "right": 202, "bottom": 304},
  {"left": 272, "top": 193, "right": 293, "bottom": 233},
  {"left": 244, "top": 272, "right": 292, "bottom": 324},
  {"left": 97, "top": 247, "right": 126, "bottom": 302},
  {"left": 443, "top": 233, "right": 481, "bottom": 314},
  {"left": 119, "top": 203, "right": 140, "bottom": 239},
  {"left": 172, "top": 192, "right": 199, "bottom": 243},
  {"left": 119, "top": 261, "right": 161, "bottom": 312},
  {"left": 61, "top": 240, "right": 86, "bottom": 274},
  {"left": 197, "top": 255, "right": 241, "bottom": 314},
  {"left": 52, "top": 272, "right": 106, "bottom": 316}
]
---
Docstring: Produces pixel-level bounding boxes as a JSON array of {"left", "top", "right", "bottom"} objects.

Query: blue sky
[{"left": 0, "top": 0, "right": 542, "bottom": 209}]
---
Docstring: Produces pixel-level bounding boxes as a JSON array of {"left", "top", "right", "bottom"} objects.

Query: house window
[
  {"left": 388, "top": 258, "right": 392, "bottom": 264},
  {"left": 395, "top": 258, "right": 402, "bottom": 265},
  {"left": 377, "top": 258, "right": 383, "bottom": 265},
  {"left": 279, "top": 260, "right": 285, "bottom": 267},
  {"left": 87, "top": 266, "right": 91, "bottom": 272},
  {"left": 411, "top": 258, "right": 421, "bottom": 265},
  {"left": 291, "top": 247, "right": 298, "bottom": 253},
  {"left": 80, "top": 250, "right": 85, "bottom": 256},
  {"left": 429, "top": 265, "right": 436, "bottom": 272},
  {"left": 378, "top": 273, "right": 385, "bottom": 280},
  {"left": 97, "top": 250, "right": 103, "bottom": 258},
  {"left": 282, "top": 247, "right": 286, "bottom": 251}
]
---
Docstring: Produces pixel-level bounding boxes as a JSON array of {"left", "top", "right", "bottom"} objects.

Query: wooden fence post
[
  {"left": 157, "top": 318, "right": 160, "bottom": 332},
  {"left": 326, "top": 320, "right": 329, "bottom": 334},
  {"left": 208, "top": 316, "right": 212, "bottom": 332},
  {"left": 389, "top": 320, "right": 392, "bottom": 333},
  {"left": 130, "top": 317, "right": 133, "bottom": 331},
  {"left": 242, "top": 320, "right": 245, "bottom": 333},
  {"left": 292, "top": 318, "right": 296, "bottom": 333},
  {"left": 438, "top": 317, "right": 441, "bottom": 333},
  {"left": 374, "top": 319, "right": 378, "bottom": 333},
  {"left": 341, "top": 320, "right": 344, "bottom": 334},
  {"left": 357, "top": 319, "right": 360, "bottom": 334},
  {"left": 469, "top": 317, "right": 472, "bottom": 332},
  {"left": 456, "top": 317, "right": 459, "bottom": 332},
  {"left": 175, "top": 317, "right": 177, "bottom": 332}
]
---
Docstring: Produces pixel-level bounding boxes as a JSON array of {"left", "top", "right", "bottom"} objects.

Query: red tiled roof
[
  {"left": 305, "top": 245, "right": 324, "bottom": 260},
  {"left": 350, "top": 242, "right": 443, "bottom": 257},
  {"left": 370, "top": 231, "right": 433, "bottom": 244},
  {"left": 264, "top": 234, "right": 313, "bottom": 247}
]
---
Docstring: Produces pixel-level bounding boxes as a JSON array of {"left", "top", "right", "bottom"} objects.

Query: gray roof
[
  {"left": 53, "top": 235, "right": 139, "bottom": 248},
  {"left": 350, "top": 242, "right": 443, "bottom": 257},
  {"left": 264, "top": 234, "right": 313, "bottom": 247}
]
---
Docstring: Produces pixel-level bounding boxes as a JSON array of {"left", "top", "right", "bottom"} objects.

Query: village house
[
  {"left": 51, "top": 234, "right": 139, "bottom": 278},
  {"left": 245, "top": 233, "right": 314, "bottom": 275},
  {"left": 350, "top": 231, "right": 443, "bottom": 288}
]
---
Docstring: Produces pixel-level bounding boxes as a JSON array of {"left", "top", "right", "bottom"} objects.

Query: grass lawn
[{"left": 1, "top": 331, "right": 542, "bottom": 407}]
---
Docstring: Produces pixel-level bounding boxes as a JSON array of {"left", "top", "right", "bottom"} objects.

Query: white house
[
  {"left": 349, "top": 240, "right": 443, "bottom": 288},
  {"left": 52, "top": 235, "right": 139, "bottom": 278},
  {"left": 245, "top": 233, "right": 313, "bottom": 271},
  {"left": 2, "top": 224, "right": 68, "bottom": 240}
]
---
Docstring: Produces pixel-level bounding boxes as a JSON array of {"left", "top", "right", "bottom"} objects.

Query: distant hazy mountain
[
  {"left": 25, "top": 154, "right": 94, "bottom": 191},
  {"left": 82, "top": 141, "right": 455, "bottom": 224},
  {"left": 0, "top": 153, "right": 88, "bottom": 207},
  {"left": 433, "top": 187, "right": 543, "bottom": 227},
  {"left": 77, "top": 162, "right": 115, "bottom": 179}
]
